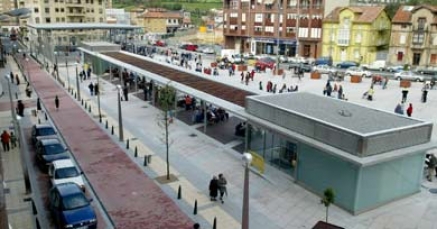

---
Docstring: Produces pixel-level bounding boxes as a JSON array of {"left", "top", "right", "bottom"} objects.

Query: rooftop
[{"left": 27, "top": 23, "right": 142, "bottom": 30}]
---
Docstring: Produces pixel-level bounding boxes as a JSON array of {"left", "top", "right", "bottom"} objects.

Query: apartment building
[
  {"left": 135, "top": 8, "right": 184, "bottom": 35},
  {"left": 322, "top": 6, "right": 391, "bottom": 64},
  {"left": 0, "top": 0, "right": 17, "bottom": 25},
  {"left": 389, "top": 5, "right": 437, "bottom": 67}
]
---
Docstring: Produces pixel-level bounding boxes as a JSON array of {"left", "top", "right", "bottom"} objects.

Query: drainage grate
[
  {"left": 429, "top": 188, "right": 437, "bottom": 194},
  {"left": 189, "top": 133, "right": 197, "bottom": 137}
]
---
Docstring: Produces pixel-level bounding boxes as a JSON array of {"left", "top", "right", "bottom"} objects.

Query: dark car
[
  {"left": 49, "top": 183, "right": 97, "bottom": 229},
  {"left": 255, "top": 57, "right": 276, "bottom": 72},
  {"left": 315, "top": 56, "right": 333, "bottom": 66},
  {"left": 31, "top": 123, "right": 57, "bottom": 146},
  {"left": 336, "top": 61, "right": 359, "bottom": 69},
  {"left": 35, "top": 137, "right": 70, "bottom": 172}
]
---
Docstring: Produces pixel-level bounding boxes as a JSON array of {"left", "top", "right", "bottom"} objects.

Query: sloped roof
[
  {"left": 140, "top": 11, "right": 182, "bottom": 19},
  {"left": 324, "top": 6, "right": 385, "bottom": 23},
  {"left": 392, "top": 6, "right": 414, "bottom": 23}
]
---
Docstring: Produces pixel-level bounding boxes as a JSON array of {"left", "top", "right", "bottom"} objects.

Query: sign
[{"left": 249, "top": 150, "right": 265, "bottom": 174}]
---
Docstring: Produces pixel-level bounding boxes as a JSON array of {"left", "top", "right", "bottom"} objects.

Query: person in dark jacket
[
  {"left": 55, "top": 95, "right": 60, "bottom": 111},
  {"left": 16, "top": 100, "right": 24, "bottom": 117},
  {"left": 209, "top": 176, "right": 219, "bottom": 201}
]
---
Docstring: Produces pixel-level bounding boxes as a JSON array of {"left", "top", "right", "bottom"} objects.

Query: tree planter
[
  {"left": 311, "top": 72, "right": 321, "bottom": 79},
  {"left": 350, "top": 75, "right": 362, "bottom": 83},
  {"left": 275, "top": 69, "right": 284, "bottom": 75},
  {"left": 210, "top": 62, "right": 217, "bottom": 68},
  {"left": 312, "top": 221, "right": 345, "bottom": 229},
  {"left": 238, "top": 65, "right": 248, "bottom": 71},
  {"left": 400, "top": 80, "right": 411, "bottom": 88}
]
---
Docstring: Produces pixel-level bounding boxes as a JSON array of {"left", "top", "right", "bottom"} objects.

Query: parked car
[
  {"left": 49, "top": 159, "right": 85, "bottom": 191},
  {"left": 154, "top": 40, "right": 166, "bottom": 47},
  {"left": 394, "top": 71, "right": 424, "bottom": 82},
  {"left": 202, "top": 47, "right": 215, "bottom": 54},
  {"left": 255, "top": 57, "right": 276, "bottom": 72},
  {"left": 345, "top": 66, "right": 372, "bottom": 78},
  {"left": 278, "top": 56, "right": 289, "bottom": 63},
  {"left": 231, "top": 54, "right": 245, "bottom": 64},
  {"left": 49, "top": 183, "right": 97, "bottom": 229},
  {"left": 315, "top": 56, "right": 333, "bottom": 66},
  {"left": 361, "top": 60, "right": 387, "bottom": 71},
  {"left": 313, "top": 65, "right": 337, "bottom": 75},
  {"left": 31, "top": 123, "right": 57, "bottom": 146},
  {"left": 179, "top": 44, "right": 198, "bottom": 52},
  {"left": 386, "top": 65, "right": 404, "bottom": 73},
  {"left": 35, "top": 137, "right": 70, "bottom": 172},
  {"left": 414, "top": 68, "right": 437, "bottom": 76},
  {"left": 336, "top": 61, "right": 359, "bottom": 69}
]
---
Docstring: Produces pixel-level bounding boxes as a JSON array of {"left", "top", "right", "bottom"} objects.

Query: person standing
[
  {"left": 209, "top": 176, "right": 219, "bottom": 201},
  {"left": 10, "top": 132, "right": 17, "bottom": 149},
  {"left": 55, "top": 95, "right": 60, "bottom": 111},
  {"left": 123, "top": 86, "right": 129, "bottom": 101},
  {"left": 94, "top": 83, "right": 99, "bottom": 96},
  {"left": 15, "top": 74, "right": 20, "bottom": 86},
  {"left": 338, "top": 85, "right": 343, "bottom": 99},
  {"left": 426, "top": 154, "right": 437, "bottom": 181},
  {"left": 406, "top": 103, "right": 413, "bottom": 117},
  {"left": 422, "top": 86, "right": 428, "bottom": 103},
  {"left": 88, "top": 82, "right": 94, "bottom": 96},
  {"left": 10, "top": 72, "right": 14, "bottom": 84},
  {"left": 1, "top": 130, "right": 11, "bottom": 152},
  {"left": 16, "top": 100, "right": 24, "bottom": 117},
  {"left": 259, "top": 81, "right": 263, "bottom": 91},
  {"left": 217, "top": 173, "right": 227, "bottom": 204},
  {"left": 36, "top": 98, "right": 42, "bottom": 113},
  {"left": 401, "top": 89, "right": 409, "bottom": 103}
]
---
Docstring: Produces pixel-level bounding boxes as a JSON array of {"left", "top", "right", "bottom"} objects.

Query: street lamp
[
  {"left": 54, "top": 51, "right": 59, "bottom": 81},
  {"left": 242, "top": 152, "right": 253, "bottom": 229},
  {"left": 75, "top": 63, "right": 81, "bottom": 101},
  {"left": 117, "top": 84, "right": 124, "bottom": 142}
]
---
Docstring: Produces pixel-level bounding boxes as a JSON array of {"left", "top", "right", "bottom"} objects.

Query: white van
[{"left": 362, "top": 60, "right": 387, "bottom": 71}]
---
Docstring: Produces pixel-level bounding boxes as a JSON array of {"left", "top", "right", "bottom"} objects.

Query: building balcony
[
  {"left": 413, "top": 25, "right": 428, "bottom": 32},
  {"left": 226, "top": 29, "right": 241, "bottom": 35},
  {"left": 411, "top": 42, "right": 425, "bottom": 49},
  {"left": 337, "top": 40, "right": 349, "bottom": 46},
  {"left": 254, "top": 31, "right": 262, "bottom": 36},
  {"left": 66, "top": 11, "right": 85, "bottom": 17}
]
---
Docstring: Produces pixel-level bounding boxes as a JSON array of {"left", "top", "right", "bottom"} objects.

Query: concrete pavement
[{"left": 20, "top": 49, "right": 437, "bottom": 229}]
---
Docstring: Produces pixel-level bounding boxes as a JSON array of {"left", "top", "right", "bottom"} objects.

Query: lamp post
[
  {"left": 54, "top": 51, "right": 59, "bottom": 81},
  {"left": 242, "top": 152, "right": 253, "bottom": 229},
  {"left": 25, "top": 57, "right": 30, "bottom": 83},
  {"left": 65, "top": 55, "right": 70, "bottom": 91},
  {"left": 75, "top": 63, "right": 81, "bottom": 101},
  {"left": 117, "top": 85, "right": 124, "bottom": 142},
  {"left": 41, "top": 44, "right": 45, "bottom": 67}
]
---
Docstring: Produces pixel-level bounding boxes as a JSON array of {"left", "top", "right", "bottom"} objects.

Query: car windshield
[
  {"left": 55, "top": 167, "right": 79, "bottom": 179},
  {"left": 37, "top": 127, "right": 56, "bottom": 136},
  {"left": 261, "top": 58, "right": 274, "bottom": 63},
  {"left": 62, "top": 193, "right": 89, "bottom": 210},
  {"left": 44, "top": 143, "right": 66, "bottom": 155}
]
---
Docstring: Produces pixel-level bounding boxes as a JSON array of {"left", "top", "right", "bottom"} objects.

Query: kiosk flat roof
[
  {"left": 27, "top": 23, "right": 142, "bottom": 30},
  {"left": 252, "top": 92, "right": 422, "bottom": 134}
]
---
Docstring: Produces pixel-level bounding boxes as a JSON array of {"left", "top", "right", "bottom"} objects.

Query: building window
[
  {"left": 418, "top": 17, "right": 426, "bottom": 30},
  {"left": 61, "top": 8, "right": 64, "bottom": 12},
  {"left": 98, "top": 0, "right": 102, "bottom": 4},
  {"left": 34, "top": 8, "right": 39, "bottom": 13},
  {"left": 355, "top": 33, "right": 361, "bottom": 43},
  {"left": 35, "top": 17, "right": 40, "bottom": 23},
  {"left": 412, "top": 33, "right": 424, "bottom": 44},
  {"left": 401, "top": 24, "right": 407, "bottom": 29},
  {"left": 231, "top": 0, "right": 239, "bottom": 9},
  {"left": 45, "top": 18, "right": 51, "bottom": 23},
  {"left": 255, "top": 13, "right": 263, "bottom": 22},
  {"left": 56, "top": 17, "right": 60, "bottom": 22},
  {"left": 400, "top": 34, "right": 406, "bottom": 44},
  {"left": 45, "top": 8, "right": 50, "bottom": 13},
  {"left": 55, "top": 8, "right": 59, "bottom": 12},
  {"left": 413, "top": 53, "right": 421, "bottom": 65},
  {"left": 431, "top": 54, "right": 437, "bottom": 64},
  {"left": 397, "top": 52, "right": 403, "bottom": 61},
  {"left": 62, "top": 17, "right": 65, "bottom": 22},
  {"left": 337, "top": 28, "right": 350, "bottom": 45},
  {"left": 99, "top": 9, "right": 102, "bottom": 14},
  {"left": 100, "top": 17, "right": 103, "bottom": 22},
  {"left": 230, "top": 13, "right": 237, "bottom": 18}
]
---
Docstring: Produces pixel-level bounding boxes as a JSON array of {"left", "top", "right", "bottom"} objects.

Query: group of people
[
  {"left": 394, "top": 102, "right": 414, "bottom": 117},
  {"left": 263, "top": 81, "right": 298, "bottom": 94},
  {"left": 87, "top": 82, "right": 100, "bottom": 96},
  {"left": 192, "top": 106, "right": 229, "bottom": 124},
  {"left": 1, "top": 130, "right": 17, "bottom": 152},
  {"left": 323, "top": 80, "right": 346, "bottom": 100},
  {"left": 208, "top": 173, "right": 228, "bottom": 203}
]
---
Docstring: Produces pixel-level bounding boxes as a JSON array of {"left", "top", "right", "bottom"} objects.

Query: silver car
[
  {"left": 312, "top": 65, "right": 336, "bottom": 75},
  {"left": 345, "top": 66, "right": 372, "bottom": 78},
  {"left": 394, "top": 71, "right": 424, "bottom": 82}
]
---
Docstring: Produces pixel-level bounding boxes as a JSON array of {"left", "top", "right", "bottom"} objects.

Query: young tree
[
  {"left": 321, "top": 188, "right": 335, "bottom": 224},
  {"left": 157, "top": 83, "right": 176, "bottom": 180}
]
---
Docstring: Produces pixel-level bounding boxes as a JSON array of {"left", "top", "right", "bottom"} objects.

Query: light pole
[
  {"left": 65, "top": 55, "right": 70, "bottom": 91},
  {"left": 54, "top": 51, "right": 59, "bottom": 81},
  {"left": 25, "top": 57, "right": 30, "bottom": 83},
  {"left": 41, "top": 44, "right": 46, "bottom": 67},
  {"left": 242, "top": 152, "right": 253, "bottom": 229},
  {"left": 117, "top": 85, "right": 124, "bottom": 142},
  {"left": 75, "top": 63, "right": 81, "bottom": 101}
]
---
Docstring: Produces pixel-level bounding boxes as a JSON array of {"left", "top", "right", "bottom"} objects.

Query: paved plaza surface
[{"left": 8, "top": 50, "right": 437, "bottom": 229}]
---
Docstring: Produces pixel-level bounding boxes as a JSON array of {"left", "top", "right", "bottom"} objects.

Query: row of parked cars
[{"left": 31, "top": 123, "right": 97, "bottom": 229}]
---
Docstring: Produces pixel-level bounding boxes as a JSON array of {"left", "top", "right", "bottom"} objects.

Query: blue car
[
  {"left": 336, "top": 61, "right": 359, "bottom": 69},
  {"left": 49, "top": 183, "right": 97, "bottom": 229}
]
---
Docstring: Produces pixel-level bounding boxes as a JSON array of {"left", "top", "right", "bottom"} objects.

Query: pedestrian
[
  {"left": 15, "top": 74, "right": 20, "bottom": 86},
  {"left": 366, "top": 86, "right": 374, "bottom": 101},
  {"left": 422, "top": 86, "right": 428, "bottom": 103},
  {"left": 193, "top": 223, "right": 200, "bottom": 229},
  {"left": 401, "top": 89, "right": 409, "bottom": 103},
  {"left": 53, "top": 63, "right": 58, "bottom": 74},
  {"left": 94, "top": 83, "right": 99, "bottom": 96},
  {"left": 217, "top": 173, "right": 227, "bottom": 203},
  {"left": 88, "top": 82, "right": 94, "bottom": 96},
  {"left": 426, "top": 154, "right": 437, "bottom": 181},
  {"left": 245, "top": 72, "right": 250, "bottom": 85},
  {"left": 1, "top": 130, "right": 10, "bottom": 152},
  {"left": 87, "top": 67, "right": 92, "bottom": 79},
  {"left": 123, "top": 86, "right": 129, "bottom": 101},
  {"left": 55, "top": 95, "right": 60, "bottom": 111},
  {"left": 259, "top": 81, "right": 263, "bottom": 91},
  {"left": 272, "top": 84, "right": 277, "bottom": 94},
  {"left": 36, "top": 98, "right": 42, "bottom": 113},
  {"left": 16, "top": 100, "right": 24, "bottom": 117},
  {"left": 406, "top": 103, "right": 413, "bottom": 117},
  {"left": 209, "top": 176, "right": 219, "bottom": 201},
  {"left": 240, "top": 71, "right": 244, "bottom": 83},
  {"left": 250, "top": 69, "right": 255, "bottom": 81},
  {"left": 9, "top": 72, "right": 14, "bottom": 84},
  {"left": 394, "top": 103, "right": 404, "bottom": 115},
  {"left": 10, "top": 131, "right": 17, "bottom": 149},
  {"left": 382, "top": 77, "right": 388, "bottom": 89},
  {"left": 337, "top": 85, "right": 343, "bottom": 99}
]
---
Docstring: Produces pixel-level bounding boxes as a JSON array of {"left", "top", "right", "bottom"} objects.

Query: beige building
[
  {"left": 389, "top": 5, "right": 437, "bottom": 67},
  {"left": 136, "top": 8, "right": 184, "bottom": 35}
]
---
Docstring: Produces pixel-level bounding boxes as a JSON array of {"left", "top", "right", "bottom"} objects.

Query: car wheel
[
  {"left": 395, "top": 77, "right": 401, "bottom": 81},
  {"left": 416, "top": 78, "right": 421, "bottom": 82},
  {"left": 346, "top": 73, "right": 351, "bottom": 77}
]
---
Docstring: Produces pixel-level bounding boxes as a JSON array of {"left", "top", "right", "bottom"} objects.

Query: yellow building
[
  {"left": 322, "top": 6, "right": 391, "bottom": 65},
  {"left": 137, "top": 8, "right": 183, "bottom": 35}
]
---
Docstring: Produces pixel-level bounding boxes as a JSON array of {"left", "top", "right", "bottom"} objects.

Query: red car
[
  {"left": 255, "top": 57, "right": 276, "bottom": 72},
  {"left": 155, "top": 40, "right": 166, "bottom": 47}
]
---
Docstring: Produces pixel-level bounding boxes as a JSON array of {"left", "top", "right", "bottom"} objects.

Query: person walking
[
  {"left": 422, "top": 86, "right": 428, "bottom": 103},
  {"left": 401, "top": 89, "right": 409, "bottom": 103},
  {"left": 426, "top": 154, "right": 437, "bottom": 182},
  {"left": 217, "top": 173, "right": 227, "bottom": 204},
  {"left": 94, "top": 83, "right": 99, "bottom": 96},
  {"left": 88, "top": 82, "right": 94, "bottom": 96},
  {"left": 10, "top": 72, "right": 14, "bottom": 84},
  {"left": 1, "top": 130, "right": 11, "bottom": 152},
  {"left": 55, "top": 95, "right": 60, "bottom": 111},
  {"left": 16, "top": 100, "right": 24, "bottom": 117},
  {"left": 123, "top": 86, "right": 129, "bottom": 101},
  {"left": 209, "top": 176, "right": 219, "bottom": 201},
  {"left": 406, "top": 103, "right": 413, "bottom": 117},
  {"left": 10, "top": 132, "right": 17, "bottom": 149},
  {"left": 36, "top": 98, "right": 42, "bottom": 114},
  {"left": 15, "top": 74, "right": 20, "bottom": 86},
  {"left": 337, "top": 85, "right": 343, "bottom": 99}
]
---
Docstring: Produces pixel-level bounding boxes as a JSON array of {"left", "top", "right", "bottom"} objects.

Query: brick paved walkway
[{"left": 17, "top": 57, "right": 194, "bottom": 228}]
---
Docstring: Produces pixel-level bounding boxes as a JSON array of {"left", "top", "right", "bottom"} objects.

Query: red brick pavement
[{"left": 17, "top": 57, "right": 194, "bottom": 228}]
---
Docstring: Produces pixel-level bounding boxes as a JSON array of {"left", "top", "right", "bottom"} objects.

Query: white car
[
  {"left": 313, "top": 64, "right": 337, "bottom": 75},
  {"left": 202, "top": 47, "right": 215, "bottom": 54},
  {"left": 48, "top": 159, "right": 85, "bottom": 191},
  {"left": 345, "top": 66, "right": 372, "bottom": 78},
  {"left": 394, "top": 71, "right": 424, "bottom": 82}
]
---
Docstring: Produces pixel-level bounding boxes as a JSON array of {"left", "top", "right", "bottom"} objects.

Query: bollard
[
  {"left": 193, "top": 200, "right": 198, "bottom": 215},
  {"left": 38, "top": 118, "right": 41, "bottom": 124},
  {"left": 126, "top": 139, "right": 130, "bottom": 149},
  {"left": 105, "top": 120, "right": 108, "bottom": 129},
  {"left": 134, "top": 146, "right": 138, "bottom": 157},
  {"left": 111, "top": 126, "right": 114, "bottom": 135},
  {"left": 213, "top": 217, "right": 217, "bottom": 229},
  {"left": 35, "top": 217, "right": 41, "bottom": 229},
  {"left": 45, "top": 112, "right": 48, "bottom": 120},
  {"left": 32, "top": 199, "right": 37, "bottom": 214},
  {"left": 177, "top": 185, "right": 182, "bottom": 199},
  {"left": 147, "top": 155, "right": 152, "bottom": 164},
  {"left": 143, "top": 155, "right": 148, "bottom": 166}
]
